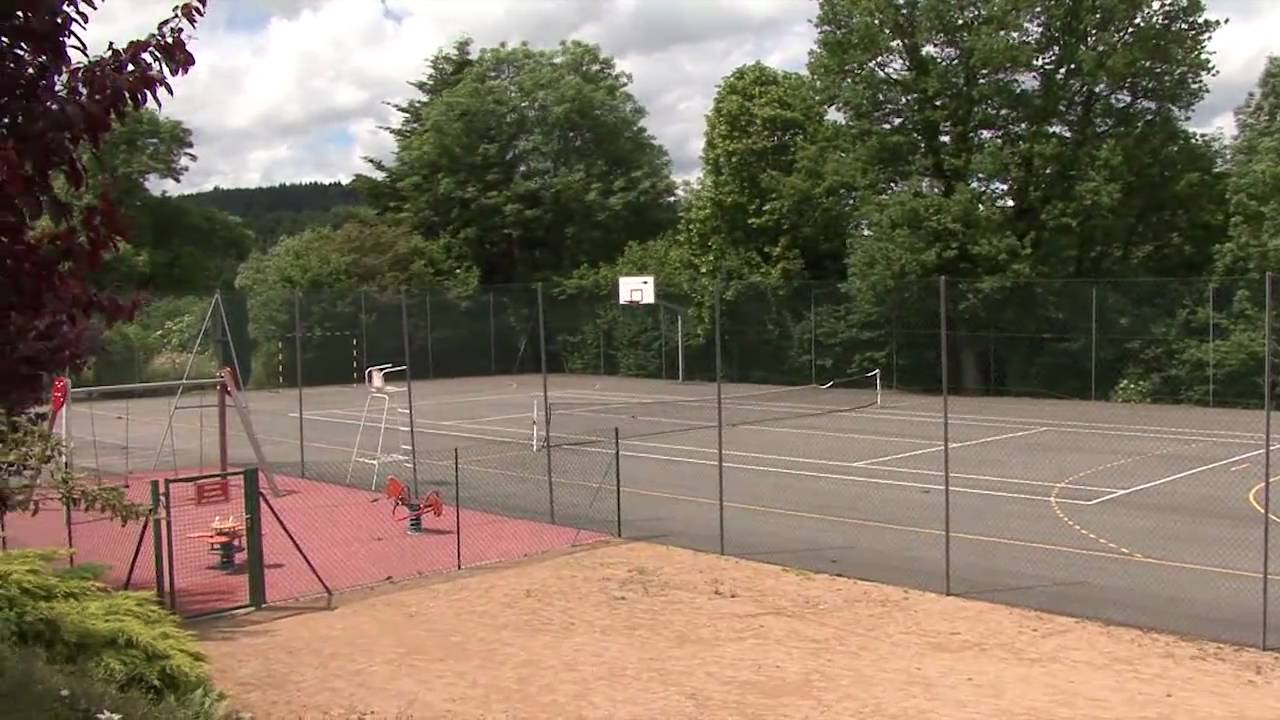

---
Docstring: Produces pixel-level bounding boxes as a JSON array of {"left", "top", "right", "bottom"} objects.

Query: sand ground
[{"left": 195, "top": 540, "right": 1280, "bottom": 719}]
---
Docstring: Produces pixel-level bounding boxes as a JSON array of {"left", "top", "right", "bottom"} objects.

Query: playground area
[{"left": 196, "top": 540, "right": 1280, "bottom": 719}]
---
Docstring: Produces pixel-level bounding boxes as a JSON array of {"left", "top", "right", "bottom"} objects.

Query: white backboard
[{"left": 618, "top": 275, "right": 655, "bottom": 304}]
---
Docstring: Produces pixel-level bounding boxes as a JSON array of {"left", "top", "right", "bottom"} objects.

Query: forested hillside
[{"left": 180, "top": 181, "right": 365, "bottom": 248}]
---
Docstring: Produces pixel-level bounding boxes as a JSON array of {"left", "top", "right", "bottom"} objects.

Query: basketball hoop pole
[{"left": 619, "top": 275, "right": 685, "bottom": 382}]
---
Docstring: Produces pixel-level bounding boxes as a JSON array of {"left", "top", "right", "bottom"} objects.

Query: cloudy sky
[{"left": 82, "top": 0, "right": 1280, "bottom": 194}]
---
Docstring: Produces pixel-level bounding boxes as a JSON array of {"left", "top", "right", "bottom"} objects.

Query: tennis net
[{"left": 540, "top": 370, "right": 881, "bottom": 448}]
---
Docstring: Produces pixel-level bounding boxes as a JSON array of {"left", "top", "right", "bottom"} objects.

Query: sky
[{"left": 80, "top": 0, "right": 1280, "bottom": 195}]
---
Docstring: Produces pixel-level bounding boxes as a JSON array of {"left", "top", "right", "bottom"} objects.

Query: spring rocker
[
  {"left": 380, "top": 475, "right": 443, "bottom": 535},
  {"left": 186, "top": 515, "right": 246, "bottom": 571}
]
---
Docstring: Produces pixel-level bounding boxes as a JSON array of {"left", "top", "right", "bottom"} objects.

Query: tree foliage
[
  {"left": 0, "top": 0, "right": 208, "bottom": 413},
  {"left": 808, "top": 0, "right": 1226, "bottom": 285},
  {"left": 1217, "top": 55, "right": 1280, "bottom": 276},
  {"left": 357, "top": 37, "right": 679, "bottom": 283},
  {"left": 684, "top": 62, "right": 845, "bottom": 280}
]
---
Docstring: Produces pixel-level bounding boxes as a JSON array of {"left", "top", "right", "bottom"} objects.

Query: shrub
[
  {"left": 0, "top": 550, "right": 214, "bottom": 700},
  {"left": 0, "top": 643, "right": 236, "bottom": 720}
]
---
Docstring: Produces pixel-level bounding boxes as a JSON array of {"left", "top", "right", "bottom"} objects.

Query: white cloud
[{"left": 79, "top": 0, "right": 1280, "bottom": 194}]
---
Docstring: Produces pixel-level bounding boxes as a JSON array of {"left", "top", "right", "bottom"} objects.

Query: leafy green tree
[
  {"left": 356, "top": 38, "right": 679, "bottom": 283},
  {"left": 235, "top": 213, "right": 479, "bottom": 384},
  {"left": 807, "top": 0, "right": 1227, "bottom": 392},
  {"left": 686, "top": 62, "right": 845, "bottom": 280},
  {"left": 1216, "top": 55, "right": 1280, "bottom": 276}
]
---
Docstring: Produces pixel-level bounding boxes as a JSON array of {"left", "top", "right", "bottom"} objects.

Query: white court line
[
  {"left": 853, "top": 463, "right": 1118, "bottom": 493},
  {"left": 320, "top": 407, "right": 1080, "bottom": 489},
  {"left": 1084, "top": 445, "right": 1280, "bottom": 505},
  {"left": 549, "top": 407, "right": 938, "bottom": 445},
  {"left": 874, "top": 405, "right": 1263, "bottom": 441},
  {"left": 557, "top": 387, "right": 1265, "bottom": 443},
  {"left": 423, "top": 447, "right": 1280, "bottom": 583},
  {"left": 541, "top": 431, "right": 1115, "bottom": 493},
  {"left": 315, "top": 409, "right": 1113, "bottom": 494},
  {"left": 851, "top": 427, "right": 1048, "bottom": 466},
  {"left": 293, "top": 410, "right": 1097, "bottom": 504}
]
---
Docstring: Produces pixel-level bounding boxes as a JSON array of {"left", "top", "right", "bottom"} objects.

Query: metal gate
[{"left": 151, "top": 468, "right": 264, "bottom": 618}]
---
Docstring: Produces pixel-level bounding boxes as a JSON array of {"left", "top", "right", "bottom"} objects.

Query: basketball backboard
[{"left": 618, "top": 275, "right": 655, "bottom": 305}]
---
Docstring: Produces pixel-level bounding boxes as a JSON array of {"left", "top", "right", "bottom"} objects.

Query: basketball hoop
[{"left": 618, "top": 276, "right": 655, "bottom": 305}]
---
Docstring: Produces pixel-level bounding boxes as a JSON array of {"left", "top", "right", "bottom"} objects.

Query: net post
[
  {"left": 489, "top": 291, "right": 496, "bottom": 375},
  {"left": 940, "top": 275, "right": 951, "bottom": 596},
  {"left": 1263, "top": 271, "right": 1273, "bottom": 650},
  {"left": 537, "top": 283, "right": 555, "bottom": 524},
  {"left": 715, "top": 275, "right": 724, "bottom": 556}
]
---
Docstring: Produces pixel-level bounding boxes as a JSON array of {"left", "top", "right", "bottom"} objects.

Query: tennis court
[
  {"left": 242, "top": 371, "right": 1276, "bottom": 647},
  {"left": 37, "top": 369, "right": 1279, "bottom": 646}
]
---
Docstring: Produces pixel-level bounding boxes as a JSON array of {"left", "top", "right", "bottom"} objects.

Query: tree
[
  {"left": 0, "top": 0, "right": 208, "bottom": 413},
  {"left": 1216, "top": 55, "right": 1280, "bottom": 277},
  {"left": 807, "top": 0, "right": 1227, "bottom": 391},
  {"left": 685, "top": 62, "right": 846, "bottom": 280},
  {"left": 1, "top": 2, "right": 207, "bottom": 526},
  {"left": 356, "top": 38, "right": 679, "bottom": 284}
]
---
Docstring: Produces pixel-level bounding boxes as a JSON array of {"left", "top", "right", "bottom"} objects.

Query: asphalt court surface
[{"left": 64, "top": 373, "right": 1280, "bottom": 646}]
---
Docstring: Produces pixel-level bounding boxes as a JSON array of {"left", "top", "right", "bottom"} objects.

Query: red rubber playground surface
[{"left": 2, "top": 470, "right": 608, "bottom": 617}]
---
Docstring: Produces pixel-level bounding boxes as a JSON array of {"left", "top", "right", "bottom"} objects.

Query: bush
[
  {"left": 0, "top": 550, "right": 216, "bottom": 701},
  {"left": 0, "top": 643, "right": 236, "bottom": 720}
]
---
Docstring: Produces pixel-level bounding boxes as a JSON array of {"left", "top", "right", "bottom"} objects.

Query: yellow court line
[{"left": 1247, "top": 477, "right": 1280, "bottom": 524}]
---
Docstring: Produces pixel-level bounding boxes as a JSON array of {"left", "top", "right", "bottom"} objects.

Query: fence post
[
  {"left": 454, "top": 447, "right": 462, "bottom": 570},
  {"left": 660, "top": 305, "right": 667, "bottom": 379},
  {"left": 810, "top": 285, "right": 817, "bottom": 386},
  {"left": 163, "top": 480, "right": 177, "bottom": 612},
  {"left": 1263, "top": 271, "right": 1273, "bottom": 650},
  {"left": 359, "top": 289, "right": 369, "bottom": 374},
  {"left": 489, "top": 291, "right": 496, "bottom": 375},
  {"left": 243, "top": 468, "right": 266, "bottom": 609},
  {"left": 615, "top": 427, "right": 622, "bottom": 538},
  {"left": 63, "top": 502, "right": 74, "bottom": 568},
  {"left": 149, "top": 479, "right": 165, "bottom": 602},
  {"left": 1090, "top": 283, "right": 1098, "bottom": 402},
  {"left": 294, "top": 292, "right": 306, "bottom": 479},
  {"left": 400, "top": 289, "right": 420, "bottom": 496},
  {"left": 426, "top": 291, "right": 435, "bottom": 379},
  {"left": 537, "top": 283, "right": 555, "bottom": 524},
  {"left": 940, "top": 276, "right": 951, "bottom": 596},
  {"left": 1209, "top": 283, "right": 1215, "bottom": 407},
  {"left": 715, "top": 275, "right": 725, "bottom": 556}
]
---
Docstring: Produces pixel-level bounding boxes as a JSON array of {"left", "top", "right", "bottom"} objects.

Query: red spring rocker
[{"left": 382, "top": 475, "right": 443, "bottom": 535}]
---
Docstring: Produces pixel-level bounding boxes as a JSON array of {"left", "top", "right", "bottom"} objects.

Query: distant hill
[{"left": 179, "top": 180, "right": 366, "bottom": 248}]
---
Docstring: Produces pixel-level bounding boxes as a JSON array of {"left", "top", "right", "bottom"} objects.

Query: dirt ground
[{"left": 195, "top": 540, "right": 1280, "bottom": 719}]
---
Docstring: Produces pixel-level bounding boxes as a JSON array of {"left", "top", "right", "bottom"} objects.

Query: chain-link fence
[{"left": 6, "top": 274, "right": 1278, "bottom": 648}]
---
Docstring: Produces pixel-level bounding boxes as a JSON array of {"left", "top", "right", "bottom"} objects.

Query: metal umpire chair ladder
[{"left": 347, "top": 363, "right": 411, "bottom": 489}]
